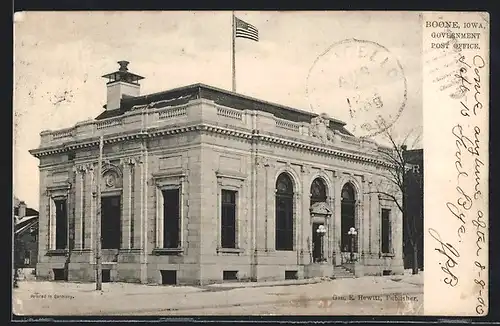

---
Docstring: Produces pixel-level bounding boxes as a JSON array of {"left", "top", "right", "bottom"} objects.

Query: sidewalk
[
  {"left": 13, "top": 274, "right": 423, "bottom": 316},
  {"left": 204, "top": 276, "right": 328, "bottom": 289}
]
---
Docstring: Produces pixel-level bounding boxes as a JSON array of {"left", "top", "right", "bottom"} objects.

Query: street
[{"left": 13, "top": 273, "right": 423, "bottom": 316}]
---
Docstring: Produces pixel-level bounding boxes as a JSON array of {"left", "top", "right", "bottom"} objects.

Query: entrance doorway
[
  {"left": 101, "top": 195, "right": 121, "bottom": 249},
  {"left": 312, "top": 222, "right": 322, "bottom": 262}
]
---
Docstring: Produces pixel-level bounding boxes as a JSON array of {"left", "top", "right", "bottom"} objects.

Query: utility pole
[{"left": 95, "top": 135, "right": 103, "bottom": 291}]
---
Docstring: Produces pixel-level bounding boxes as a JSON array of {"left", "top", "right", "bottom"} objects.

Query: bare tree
[{"left": 370, "top": 123, "right": 423, "bottom": 275}]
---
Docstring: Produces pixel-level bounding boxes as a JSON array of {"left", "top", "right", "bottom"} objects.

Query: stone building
[
  {"left": 14, "top": 200, "right": 39, "bottom": 269},
  {"left": 29, "top": 61, "right": 403, "bottom": 285}
]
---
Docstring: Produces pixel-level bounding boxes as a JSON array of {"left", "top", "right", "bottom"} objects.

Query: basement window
[
  {"left": 285, "top": 270, "right": 298, "bottom": 280},
  {"left": 102, "top": 270, "right": 111, "bottom": 283},
  {"left": 53, "top": 268, "right": 67, "bottom": 281},
  {"left": 222, "top": 270, "right": 238, "bottom": 281},
  {"left": 160, "top": 270, "right": 177, "bottom": 285}
]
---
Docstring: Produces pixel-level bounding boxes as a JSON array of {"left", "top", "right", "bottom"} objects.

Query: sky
[{"left": 13, "top": 11, "right": 423, "bottom": 210}]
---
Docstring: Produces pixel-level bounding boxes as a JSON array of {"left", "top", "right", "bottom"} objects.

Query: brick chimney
[
  {"left": 101, "top": 61, "right": 145, "bottom": 111},
  {"left": 19, "top": 201, "right": 26, "bottom": 219}
]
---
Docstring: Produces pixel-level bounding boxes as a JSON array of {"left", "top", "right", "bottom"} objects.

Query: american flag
[{"left": 235, "top": 16, "right": 259, "bottom": 42}]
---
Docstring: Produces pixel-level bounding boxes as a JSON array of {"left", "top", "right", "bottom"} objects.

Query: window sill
[
  {"left": 71, "top": 248, "right": 92, "bottom": 253},
  {"left": 381, "top": 253, "right": 395, "bottom": 258},
  {"left": 119, "top": 248, "right": 142, "bottom": 254},
  {"left": 152, "top": 248, "right": 184, "bottom": 256},
  {"left": 46, "top": 249, "right": 69, "bottom": 256},
  {"left": 217, "top": 247, "right": 244, "bottom": 254}
]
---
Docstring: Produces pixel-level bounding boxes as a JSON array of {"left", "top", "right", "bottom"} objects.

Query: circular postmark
[{"left": 306, "top": 39, "right": 407, "bottom": 138}]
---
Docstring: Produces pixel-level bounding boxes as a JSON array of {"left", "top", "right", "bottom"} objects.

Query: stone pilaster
[
  {"left": 83, "top": 163, "right": 95, "bottom": 254},
  {"left": 392, "top": 198, "right": 403, "bottom": 260},
  {"left": 132, "top": 156, "right": 144, "bottom": 251},
  {"left": 326, "top": 194, "right": 335, "bottom": 262},
  {"left": 294, "top": 191, "right": 302, "bottom": 264},
  {"left": 333, "top": 180, "right": 342, "bottom": 265},
  {"left": 73, "top": 164, "right": 87, "bottom": 250},
  {"left": 255, "top": 156, "right": 269, "bottom": 252},
  {"left": 120, "top": 157, "right": 136, "bottom": 250},
  {"left": 300, "top": 164, "right": 311, "bottom": 265},
  {"left": 371, "top": 192, "right": 381, "bottom": 255},
  {"left": 361, "top": 176, "right": 371, "bottom": 259}
]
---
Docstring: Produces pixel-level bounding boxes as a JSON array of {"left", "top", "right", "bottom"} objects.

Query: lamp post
[
  {"left": 347, "top": 227, "right": 357, "bottom": 262},
  {"left": 316, "top": 225, "right": 327, "bottom": 262}
]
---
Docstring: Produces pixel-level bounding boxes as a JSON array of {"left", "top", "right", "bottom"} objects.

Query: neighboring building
[
  {"left": 14, "top": 200, "right": 39, "bottom": 269},
  {"left": 402, "top": 148, "right": 424, "bottom": 271},
  {"left": 29, "top": 61, "right": 403, "bottom": 285}
]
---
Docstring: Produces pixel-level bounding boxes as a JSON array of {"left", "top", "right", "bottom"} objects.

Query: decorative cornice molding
[
  {"left": 120, "top": 156, "right": 141, "bottom": 166},
  {"left": 215, "top": 170, "right": 247, "bottom": 181},
  {"left": 30, "top": 123, "right": 390, "bottom": 168},
  {"left": 152, "top": 169, "right": 186, "bottom": 184}
]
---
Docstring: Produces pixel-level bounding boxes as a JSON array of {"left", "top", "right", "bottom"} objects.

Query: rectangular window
[
  {"left": 54, "top": 199, "right": 68, "bottom": 250},
  {"left": 160, "top": 270, "right": 177, "bottom": 285},
  {"left": 163, "top": 189, "right": 180, "bottom": 248},
  {"left": 223, "top": 270, "right": 238, "bottom": 281},
  {"left": 221, "top": 190, "right": 237, "bottom": 248},
  {"left": 381, "top": 208, "right": 392, "bottom": 254},
  {"left": 101, "top": 196, "right": 122, "bottom": 249},
  {"left": 53, "top": 268, "right": 67, "bottom": 281},
  {"left": 102, "top": 269, "right": 111, "bottom": 283},
  {"left": 285, "top": 270, "right": 298, "bottom": 280}
]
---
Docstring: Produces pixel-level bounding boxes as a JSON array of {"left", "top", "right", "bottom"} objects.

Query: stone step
[{"left": 332, "top": 266, "right": 355, "bottom": 278}]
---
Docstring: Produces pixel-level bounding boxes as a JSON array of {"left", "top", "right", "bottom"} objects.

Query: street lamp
[
  {"left": 347, "top": 227, "right": 358, "bottom": 262},
  {"left": 316, "top": 225, "right": 327, "bottom": 262}
]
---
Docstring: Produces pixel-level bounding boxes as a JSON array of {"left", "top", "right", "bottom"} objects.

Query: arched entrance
[
  {"left": 310, "top": 178, "right": 329, "bottom": 263},
  {"left": 341, "top": 183, "right": 356, "bottom": 253}
]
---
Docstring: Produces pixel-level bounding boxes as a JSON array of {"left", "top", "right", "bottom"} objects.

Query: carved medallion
[{"left": 105, "top": 173, "right": 116, "bottom": 188}]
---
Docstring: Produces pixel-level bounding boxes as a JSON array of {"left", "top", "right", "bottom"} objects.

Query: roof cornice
[{"left": 30, "top": 124, "right": 389, "bottom": 168}]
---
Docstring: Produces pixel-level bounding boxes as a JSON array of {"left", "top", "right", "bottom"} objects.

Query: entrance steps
[
  {"left": 304, "top": 264, "right": 355, "bottom": 279},
  {"left": 332, "top": 265, "right": 355, "bottom": 279}
]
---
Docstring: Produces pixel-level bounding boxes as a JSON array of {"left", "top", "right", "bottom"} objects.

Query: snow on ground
[{"left": 13, "top": 273, "right": 424, "bottom": 316}]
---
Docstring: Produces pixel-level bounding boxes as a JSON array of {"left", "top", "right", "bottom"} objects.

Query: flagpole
[
  {"left": 95, "top": 135, "right": 103, "bottom": 291},
  {"left": 231, "top": 11, "right": 236, "bottom": 92}
]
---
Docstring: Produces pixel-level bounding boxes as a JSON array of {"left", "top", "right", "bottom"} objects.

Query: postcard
[{"left": 12, "top": 10, "right": 489, "bottom": 317}]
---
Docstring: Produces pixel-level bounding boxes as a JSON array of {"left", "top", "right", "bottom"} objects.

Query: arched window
[
  {"left": 275, "top": 173, "right": 294, "bottom": 251},
  {"left": 310, "top": 178, "right": 327, "bottom": 205},
  {"left": 341, "top": 183, "right": 357, "bottom": 252}
]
